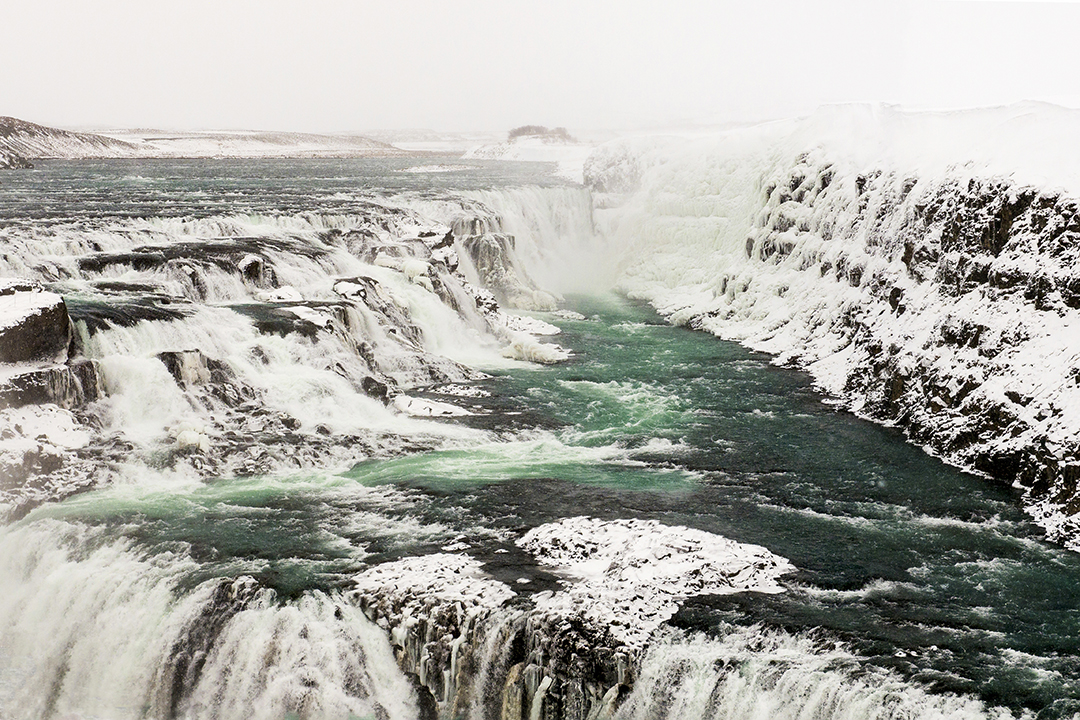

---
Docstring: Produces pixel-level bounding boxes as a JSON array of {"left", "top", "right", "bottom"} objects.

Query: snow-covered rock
[
  {"left": 0, "top": 282, "right": 72, "bottom": 365},
  {"left": 392, "top": 395, "right": 472, "bottom": 417},
  {"left": 518, "top": 517, "right": 794, "bottom": 647}
]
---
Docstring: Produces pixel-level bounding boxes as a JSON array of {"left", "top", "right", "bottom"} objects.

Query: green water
[{"left": 22, "top": 292, "right": 1080, "bottom": 714}]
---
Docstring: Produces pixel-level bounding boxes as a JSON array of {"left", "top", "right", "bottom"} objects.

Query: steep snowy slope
[
  {"left": 589, "top": 103, "right": 1080, "bottom": 546},
  {"left": 0, "top": 116, "right": 143, "bottom": 158}
]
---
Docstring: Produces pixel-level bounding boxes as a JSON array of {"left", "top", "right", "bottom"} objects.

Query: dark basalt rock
[
  {"left": 228, "top": 301, "right": 347, "bottom": 340},
  {"left": 66, "top": 295, "right": 195, "bottom": 334},
  {"left": 0, "top": 359, "right": 102, "bottom": 409},
  {"left": 0, "top": 289, "right": 72, "bottom": 364},
  {"left": 76, "top": 237, "right": 329, "bottom": 280}
]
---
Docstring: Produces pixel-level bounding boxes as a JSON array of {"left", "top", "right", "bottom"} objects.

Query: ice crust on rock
[
  {"left": 352, "top": 553, "right": 515, "bottom": 617},
  {"left": 518, "top": 517, "right": 795, "bottom": 647}
]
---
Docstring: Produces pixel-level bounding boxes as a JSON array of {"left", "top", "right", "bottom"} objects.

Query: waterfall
[{"left": 0, "top": 519, "right": 418, "bottom": 720}]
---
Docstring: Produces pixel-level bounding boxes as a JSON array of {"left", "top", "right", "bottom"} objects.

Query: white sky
[{"left": 2, "top": 0, "right": 1078, "bottom": 133}]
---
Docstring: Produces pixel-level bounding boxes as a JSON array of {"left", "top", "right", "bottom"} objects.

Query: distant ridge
[
  {"left": 0, "top": 116, "right": 142, "bottom": 160},
  {"left": 0, "top": 116, "right": 416, "bottom": 161}
]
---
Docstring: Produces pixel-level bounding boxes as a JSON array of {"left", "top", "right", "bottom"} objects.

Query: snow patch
[
  {"left": 392, "top": 395, "right": 472, "bottom": 417},
  {"left": 352, "top": 553, "right": 515, "bottom": 613}
]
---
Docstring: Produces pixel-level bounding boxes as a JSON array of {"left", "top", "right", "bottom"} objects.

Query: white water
[
  {"left": 0, "top": 520, "right": 417, "bottom": 720},
  {"left": 4, "top": 138, "right": 1079, "bottom": 718},
  {"left": 617, "top": 629, "right": 1018, "bottom": 720},
  {"left": 404, "top": 186, "right": 609, "bottom": 299}
]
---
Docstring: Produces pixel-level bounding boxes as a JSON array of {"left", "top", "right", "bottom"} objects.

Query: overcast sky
[{"left": 2, "top": 0, "right": 1078, "bottom": 133}]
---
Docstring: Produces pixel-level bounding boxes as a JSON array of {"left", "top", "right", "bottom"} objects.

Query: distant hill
[
  {"left": 0, "top": 116, "right": 142, "bottom": 159},
  {"left": 0, "top": 117, "right": 415, "bottom": 161},
  {"left": 102, "top": 128, "right": 412, "bottom": 158}
]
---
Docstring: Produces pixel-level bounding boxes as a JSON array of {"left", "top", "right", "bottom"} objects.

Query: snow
[
  {"left": 352, "top": 553, "right": 515, "bottom": 613},
  {"left": 518, "top": 517, "right": 794, "bottom": 647},
  {"left": 431, "top": 383, "right": 491, "bottom": 399},
  {"left": 392, "top": 395, "right": 472, "bottom": 417},
  {"left": 281, "top": 305, "right": 333, "bottom": 329},
  {"left": 255, "top": 287, "right": 303, "bottom": 302},
  {"left": 0, "top": 405, "right": 89, "bottom": 450},
  {"left": 496, "top": 313, "right": 561, "bottom": 336},
  {"left": 0, "top": 289, "right": 64, "bottom": 333}
]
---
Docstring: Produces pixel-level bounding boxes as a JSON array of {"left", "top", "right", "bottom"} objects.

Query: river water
[{"left": 1, "top": 159, "right": 1079, "bottom": 719}]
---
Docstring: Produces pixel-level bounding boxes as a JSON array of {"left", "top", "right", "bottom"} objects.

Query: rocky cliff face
[
  {"left": 592, "top": 121, "right": 1080, "bottom": 548},
  {"left": 727, "top": 153, "right": 1080, "bottom": 542}
]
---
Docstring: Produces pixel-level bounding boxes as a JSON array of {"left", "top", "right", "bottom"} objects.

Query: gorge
[{"left": 3, "top": 106, "right": 1080, "bottom": 719}]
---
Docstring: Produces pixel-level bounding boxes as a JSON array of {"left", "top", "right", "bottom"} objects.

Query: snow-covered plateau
[{"left": 588, "top": 102, "right": 1080, "bottom": 548}]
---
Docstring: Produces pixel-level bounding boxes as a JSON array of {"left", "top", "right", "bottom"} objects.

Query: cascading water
[{"left": 2, "top": 142, "right": 1080, "bottom": 720}]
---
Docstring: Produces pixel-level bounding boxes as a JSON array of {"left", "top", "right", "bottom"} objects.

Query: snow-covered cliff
[{"left": 588, "top": 104, "right": 1080, "bottom": 547}]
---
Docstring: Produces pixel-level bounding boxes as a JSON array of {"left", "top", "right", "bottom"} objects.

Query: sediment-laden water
[{"left": 1, "top": 159, "right": 1079, "bottom": 720}]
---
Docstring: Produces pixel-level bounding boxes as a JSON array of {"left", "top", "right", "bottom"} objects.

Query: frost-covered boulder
[
  {"left": 519, "top": 517, "right": 794, "bottom": 647},
  {"left": 0, "top": 281, "right": 72, "bottom": 364}
]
